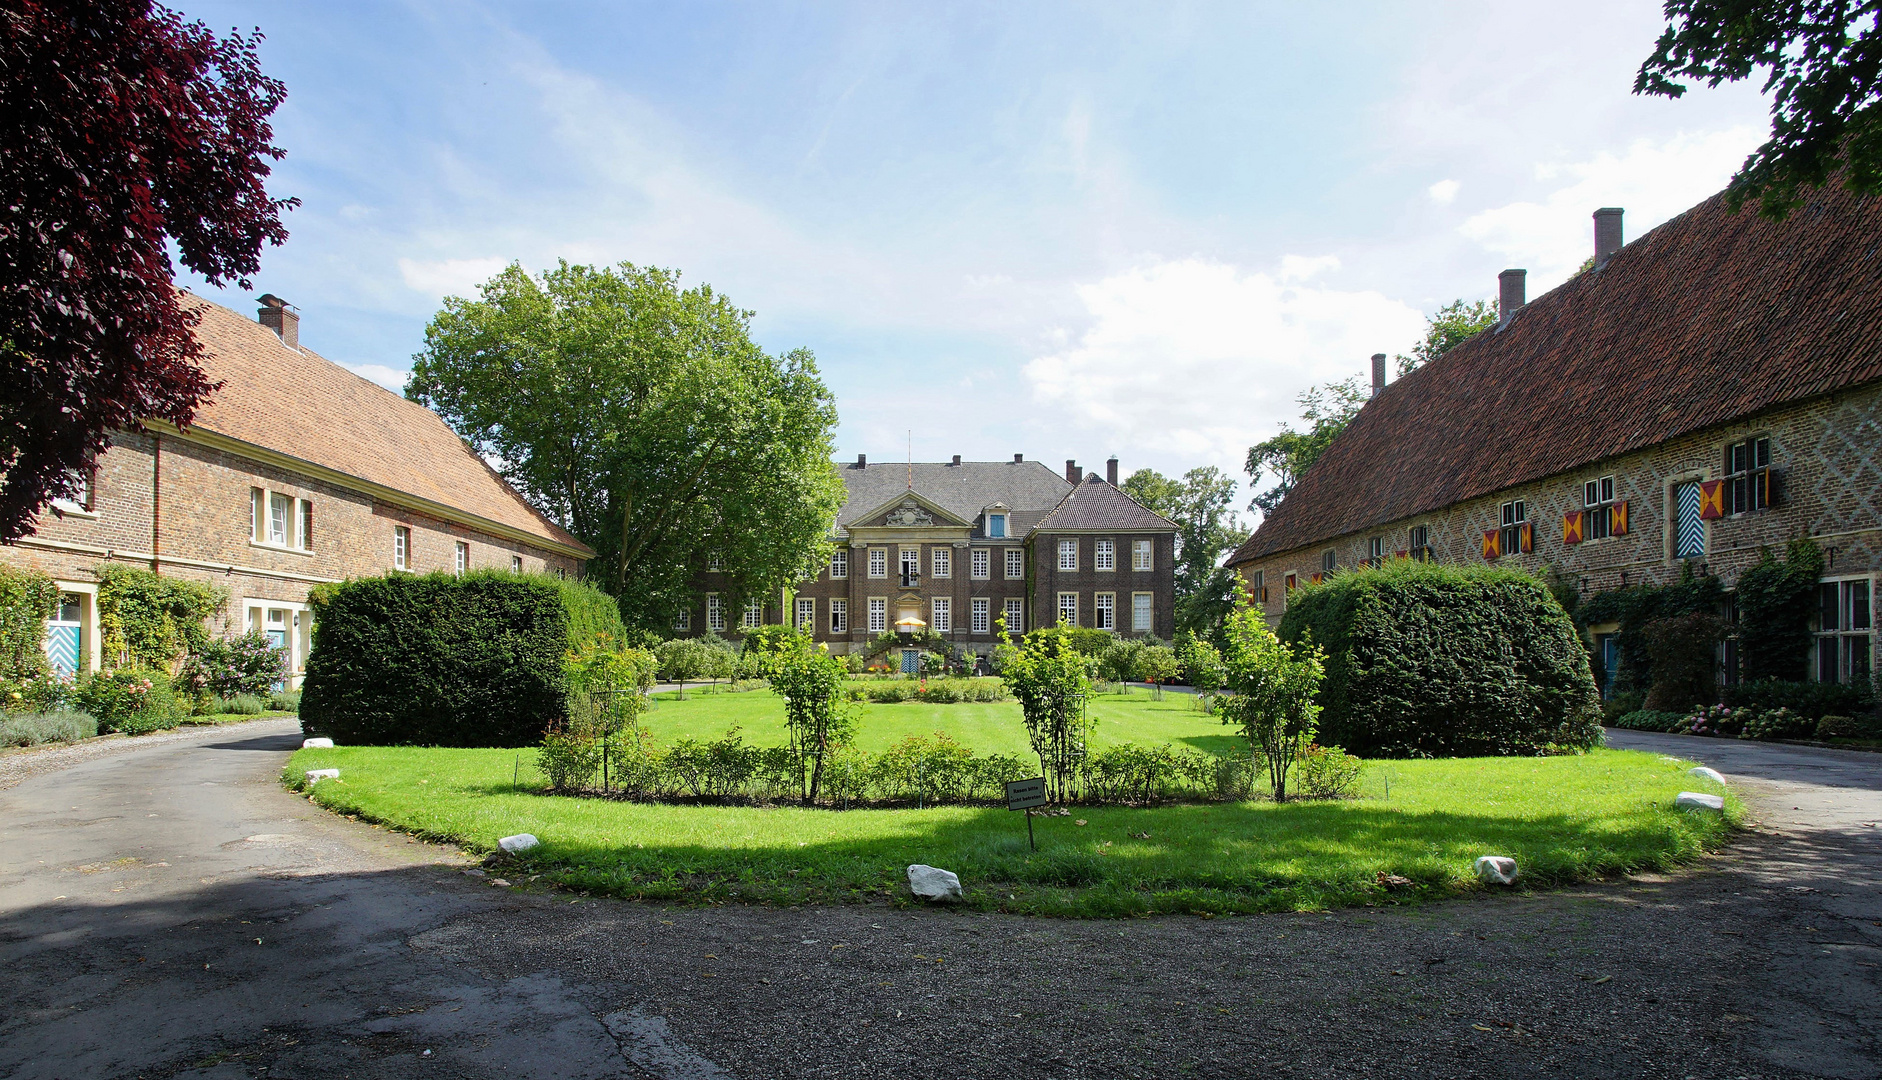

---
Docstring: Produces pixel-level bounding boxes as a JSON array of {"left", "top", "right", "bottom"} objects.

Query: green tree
[
  {"left": 1121, "top": 465, "right": 1250, "bottom": 638},
  {"left": 407, "top": 262, "right": 847, "bottom": 630},
  {"left": 1215, "top": 598, "right": 1325, "bottom": 802},
  {"left": 995, "top": 617, "right": 1094, "bottom": 803},
  {"left": 1637, "top": 0, "right": 1882, "bottom": 219},
  {"left": 1242, "top": 376, "right": 1367, "bottom": 518},
  {"left": 1392, "top": 298, "right": 1497, "bottom": 377},
  {"left": 766, "top": 639, "right": 855, "bottom": 804}
]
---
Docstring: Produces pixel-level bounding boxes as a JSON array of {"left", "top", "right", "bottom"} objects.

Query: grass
[{"left": 287, "top": 734, "right": 1742, "bottom": 917}]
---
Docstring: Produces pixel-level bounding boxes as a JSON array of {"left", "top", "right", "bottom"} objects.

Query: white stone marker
[
  {"left": 907, "top": 864, "right": 963, "bottom": 902},
  {"left": 302, "top": 737, "right": 334, "bottom": 749},
  {"left": 1474, "top": 855, "right": 1519, "bottom": 885},
  {"left": 304, "top": 768, "right": 340, "bottom": 784},
  {"left": 1675, "top": 791, "right": 1725, "bottom": 811},
  {"left": 498, "top": 833, "right": 540, "bottom": 853},
  {"left": 1688, "top": 766, "right": 1726, "bottom": 785}
]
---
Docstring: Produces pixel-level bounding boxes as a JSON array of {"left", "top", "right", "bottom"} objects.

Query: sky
[{"left": 170, "top": 1, "right": 1773, "bottom": 516}]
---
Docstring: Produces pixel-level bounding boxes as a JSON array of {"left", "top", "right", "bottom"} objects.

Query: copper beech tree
[{"left": 0, "top": 1, "right": 296, "bottom": 541}]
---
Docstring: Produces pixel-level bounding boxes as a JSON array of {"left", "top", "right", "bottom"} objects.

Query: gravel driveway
[{"left": 0, "top": 723, "right": 1875, "bottom": 1079}]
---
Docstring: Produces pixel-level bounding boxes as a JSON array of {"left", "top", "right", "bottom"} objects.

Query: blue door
[
  {"left": 1596, "top": 634, "right": 1621, "bottom": 698},
  {"left": 45, "top": 594, "right": 82, "bottom": 677},
  {"left": 901, "top": 649, "right": 919, "bottom": 674}
]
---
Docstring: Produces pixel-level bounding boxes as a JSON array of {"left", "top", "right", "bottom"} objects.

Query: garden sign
[{"left": 1005, "top": 776, "right": 1047, "bottom": 850}]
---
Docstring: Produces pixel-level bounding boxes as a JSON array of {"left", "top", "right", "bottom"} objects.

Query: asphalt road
[{"left": 0, "top": 721, "right": 1877, "bottom": 1079}]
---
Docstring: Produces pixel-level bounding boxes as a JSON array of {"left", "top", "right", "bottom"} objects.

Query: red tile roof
[
  {"left": 180, "top": 295, "right": 590, "bottom": 555},
  {"left": 1230, "top": 185, "right": 1882, "bottom": 565}
]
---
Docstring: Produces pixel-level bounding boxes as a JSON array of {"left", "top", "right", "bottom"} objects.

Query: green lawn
[
  {"left": 287, "top": 737, "right": 1741, "bottom": 917},
  {"left": 643, "top": 684, "right": 1238, "bottom": 756}
]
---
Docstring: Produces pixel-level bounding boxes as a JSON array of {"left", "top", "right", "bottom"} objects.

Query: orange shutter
[
  {"left": 1519, "top": 522, "right": 1534, "bottom": 553},
  {"left": 1310, "top": 572, "right": 1324, "bottom": 584},
  {"left": 1698, "top": 479, "right": 1724, "bottom": 519},
  {"left": 1394, "top": 549, "right": 1408, "bottom": 559},
  {"left": 1612, "top": 500, "right": 1629, "bottom": 536},
  {"left": 1481, "top": 529, "right": 1500, "bottom": 560},
  {"left": 1562, "top": 510, "right": 1584, "bottom": 544}
]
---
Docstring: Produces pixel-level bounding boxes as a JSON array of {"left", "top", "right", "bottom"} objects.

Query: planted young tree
[
  {"left": 1176, "top": 631, "right": 1225, "bottom": 712},
  {"left": 1215, "top": 599, "right": 1325, "bottom": 802},
  {"left": 995, "top": 617, "right": 1094, "bottom": 803},
  {"left": 766, "top": 639, "right": 856, "bottom": 804},
  {"left": 1139, "top": 645, "right": 1180, "bottom": 700}
]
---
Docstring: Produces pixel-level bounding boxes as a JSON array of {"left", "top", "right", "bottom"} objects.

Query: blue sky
[{"left": 171, "top": 2, "right": 1771, "bottom": 513}]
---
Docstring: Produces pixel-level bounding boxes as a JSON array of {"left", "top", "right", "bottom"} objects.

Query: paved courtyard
[{"left": 0, "top": 721, "right": 1876, "bottom": 1079}]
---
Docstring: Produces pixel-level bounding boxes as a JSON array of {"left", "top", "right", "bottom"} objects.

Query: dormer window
[{"left": 987, "top": 513, "right": 1007, "bottom": 538}]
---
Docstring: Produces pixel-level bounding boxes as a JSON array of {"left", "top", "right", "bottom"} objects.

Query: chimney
[
  {"left": 951, "top": 454, "right": 961, "bottom": 466},
  {"left": 1013, "top": 453, "right": 1024, "bottom": 463},
  {"left": 1106, "top": 457, "right": 1118, "bottom": 486},
  {"left": 1497, "top": 270, "right": 1526, "bottom": 327},
  {"left": 1370, "top": 353, "right": 1386, "bottom": 398},
  {"left": 856, "top": 453, "right": 866, "bottom": 469},
  {"left": 257, "top": 294, "right": 298, "bottom": 348},
  {"left": 1594, "top": 207, "right": 1624, "bottom": 269},
  {"left": 1065, "top": 459, "right": 1079, "bottom": 484}
]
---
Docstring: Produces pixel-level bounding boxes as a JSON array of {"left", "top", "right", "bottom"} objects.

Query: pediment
[{"left": 846, "top": 489, "right": 972, "bottom": 529}]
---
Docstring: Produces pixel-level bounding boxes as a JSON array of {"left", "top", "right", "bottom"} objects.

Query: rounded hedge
[
  {"left": 1277, "top": 559, "right": 1601, "bottom": 757},
  {"left": 299, "top": 570, "right": 624, "bottom": 747}
]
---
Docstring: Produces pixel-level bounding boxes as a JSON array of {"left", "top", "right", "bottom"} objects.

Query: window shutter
[
  {"left": 1760, "top": 467, "right": 1782, "bottom": 508},
  {"left": 1612, "top": 500, "right": 1629, "bottom": 536},
  {"left": 1481, "top": 529, "right": 1500, "bottom": 560},
  {"left": 1310, "top": 572, "right": 1323, "bottom": 584},
  {"left": 1562, "top": 510, "right": 1583, "bottom": 544},
  {"left": 1519, "top": 522, "right": 1534, "bottom": 554},
  {"left": 1698, "top": 479, "right": 1725, "bottom": 520}
]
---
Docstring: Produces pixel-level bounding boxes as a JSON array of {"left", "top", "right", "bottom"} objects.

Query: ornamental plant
[
  {"left": 995, "top": 616, "right": 1094, "bottom": 803},
  {"left": 0, "top": 564, "right": 58, "bottom": 681},
  {"left": 766, "top": 636, "right": 856, "bottom": 803},
  {"left": 181, "top": 630, "right": 284, "bottom": 700},
  {"left": 1215, "top": 598, "right": 1325, "bottom": 802}
]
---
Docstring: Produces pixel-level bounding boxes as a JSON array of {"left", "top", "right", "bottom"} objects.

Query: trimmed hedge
[
  {"left": 1278, "top": 559, "right": 1602, "bottom": 757},
  {"left": 300, "top": 571, "right": 624, "bottom": 747}
]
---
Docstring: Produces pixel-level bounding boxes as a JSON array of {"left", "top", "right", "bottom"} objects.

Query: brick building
[
  {"left": 679, "top": 455, "right": 1176, "bottom": 664},
  {"left": 6, "top": 294, "right": 592, "bottom": 685},
  {"left": 1225, "top": 187, "right": 1880, "bottom": 693}
]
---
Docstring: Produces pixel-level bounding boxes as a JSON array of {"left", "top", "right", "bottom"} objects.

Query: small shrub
[
  {"left": 866, "top": 683, "right": 908, "bottom": 704},
  {"left": 1294, "top": 744, "right": 1365, "bottom": 799},
  {"left": 1671, "top": 704, "right": 1747, "bottom": 738},
  {"left": 0, "top": 710, "right": 99, "bottom": 747},
  {"left": 268, "top": 689, "right": 301, "bottom": 713},
  {"left": 1723, "top": 678, "right": 1874, "bottom": 718},
  {"left": 1740, "top": 707, "right": 1813, "bottom": 741},
  {"left": 76, "top": 668, "right": 183, "bottom": 734},
  {"left": 1, "top": 671, "right": 75, "bottom": 714},
  {"left": 912, "top": 681, "right": 960, "bottom": 704},
  {"left": 224, "top": 693, "right": 267, "bottom": 716},
  {"left": 1609, "top": 709, "right": 1686, "bottom": 733},
  {"left": 181, "top": 631, "right": 284, "bottom": 700},
  {"left": 1817, "top": 715, "right": 1864, "bottom": 739}
]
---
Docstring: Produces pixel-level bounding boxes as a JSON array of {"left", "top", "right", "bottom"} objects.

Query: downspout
[{"left": 151, "top": 434, "right": 161, "bottom": 574}]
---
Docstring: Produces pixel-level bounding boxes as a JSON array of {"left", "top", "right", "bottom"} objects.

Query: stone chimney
[
  {"left": 1013, "top": 453, "right": 1024, "bottom": 463},
  {"left": 1106, "top": 457, "right": 1119, "bottom": 485},
  {"left": 1497, "top": 270, "right": 1526, "bottom": 327},
  {"left": 1370, "top": 353, "right": 1386, "bottom": 398},
  {"left": 855, "top": 453, "right": 866, "bottom": 469},
  {"left": 1065, "top": 459, "right": 1079, "bottom": 484},
  {"left": 1594, "top": 207, "right": 1624, "bottom": 268},
  {"left": 951, "top": 454, "right": 961, "bottom": 466},
  {"left": 257, "top": 294, "right": 298, "bottom": 348}
]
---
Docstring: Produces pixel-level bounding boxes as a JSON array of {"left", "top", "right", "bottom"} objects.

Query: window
[
  {"left": 971, "top": 597, "right": 990, "bottom": 633},
  {"left": 830, "top": 549, "right": 848, "bottom": 580},
  {"left": 899, "top": 546, "right": 920, "bottom": 584},
  {"left": 1005, "top": 548, "right": 1025, "bottom": 579},
  {"left": 743, "top": 598, "right": 762, "bottom": 629},
  {"left": 1132, "top": 592, "right": 1153, "bottom": 632},
  {"left": 251, "top": 487, "right": 313, "bottom": 551},
  {"left": 796, "top": 597, "right": 815, "bottom": 631},
  {"left": 1499, "top": 499, "right": 1531, "bottom": 556},
  {"left": 1584, "top": 477, "right": 1615, "bottom": 540},
  {"left": 1094, "top": 540, "right": 1115, "bottom": 572},
  {"left": 1004, "top": 598, "right": 1024, "bottom": 634},
  {"left": 706, "top": 594, "right": 725, "bottom": 632},
  {"left": 1132, "top": 539, "right": 1153, "bottom": 571},
  {"left": 1251, "top": 569, "right": 1267, "bottom": 605},
  {"left": 1284, "top": 572, "right": 1297, "bottom": 592},
  {"left": 1408, "top": 525, "right": 1430, "bottom": 560},
  {"left": 987, "top": 513, "right": 1007, "bottom": 538},
  {"left": 971, "top": 549, "right": 989, "bottom": 579},
  {"left": 931, "top": 596, "right": 952, "bottom": 633},
  {"left": 511, "top": 555, "right": 523, "bottom": 572},
  {"left": 52, "top": 468, "right": 94, "bottom": 513},
  {"left": 1321, "top": 549, "right": 1336, "bottom": 573},
  {"left": 1674, "top": 481, "right": 1706, "bottom": 559},
  {"left": 674, "top": 607, "right": 692, "bottom": 631},
  {"left": 707, "top": 555, "right": 724, "bottom": 572},
  {"left": 1816, "top": 579, "right": 1873, "bottom": 685},
  {"left": 1725, "top": 436, "right": 1775, "bottom": 514},
  {"left": 1094, "top": 592, "right": 1115, "bottom": 630},
  {"left": 932, "top": 547, "right": 951, "bottom": 578},
  {"left": 830, "top": 598, "right": 848, "bottom": 634},
  {"left": 455, "top": 541, "right": 468, "bottom": 573},
  {"left": 393, "top": 526, "right": 410, "bottom": 570},
  {"left": 1058, "top": 539, "right": 1078, "bottom": 571},
  {"left": 269, "top": 492, "right": 291, "bottom": 546},
  {"left": 868, "top": 547, "right": 887, "bottom": 578},
  {"left": 1057, "top": 592, "right": 1079, "bottom": 626},
  {"left": 868, "top": 597, "right": 887, "bottom": 633},
  {"left": 1367, "top": 536, "right": 1384, "bottom": 567}
]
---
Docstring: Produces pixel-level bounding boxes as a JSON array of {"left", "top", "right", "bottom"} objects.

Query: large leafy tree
[
  {"left": 1393, "top": 298, "right": 1497, "bottom": 377},
  {"left": 407, "top": 261, "right": 847, "bottom": 631},
  {"left": 1638, "top": 0, "right": 1882, "bottom": 219},
  {"left": 0, "top": 1, "right": 295, "bottom": 541},
  {"left": 1121, "top": 466, "right": 1249, "bottom": 638}
]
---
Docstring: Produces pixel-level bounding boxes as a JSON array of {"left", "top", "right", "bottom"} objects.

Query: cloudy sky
[{"left": 171, "top": 1, "right": 1771, "bottom": 513}]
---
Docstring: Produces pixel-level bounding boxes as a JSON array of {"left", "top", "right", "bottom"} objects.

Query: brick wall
[{"left": 1028, "top": 532, "right": 1176, "bottom": 640}]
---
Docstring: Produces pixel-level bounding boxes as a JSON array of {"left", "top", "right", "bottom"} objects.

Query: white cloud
[
  {"left": 1024, "top": 257, "right": 1426, "bottom": 468},
  {"left": 1427, "top": 179, "right": 1459, "bottom": 204},
  {"left": 1458, "top": 127, "right": 1762, "bottom": 290},
  {"left": 396, "top": 256, "right": 510, "bottom": 300},
  {"left": 343, "top": 362, "right": 410, "bottom": 393}
]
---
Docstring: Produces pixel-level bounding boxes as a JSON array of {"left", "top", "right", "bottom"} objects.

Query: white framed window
[
  {"left": 1094, "top": 540, "right": 1115, "bottom": 572},
  {"left": 251, "top": 487, "right": 313, "bottom": 552},
  {"left": 1816, "top": 577, "right": 1873, "bottom": 685},
  {"left": 868, "top": 547, "right": 887, "bottom": 578},
  {"left": 1057, "top": 591, "right": 1078, "bottom": 626},
  {"left": 1584, "top": 477, "right": 1616, "bottom": 541},
  {"left": 1322, "top": 548, "right": 1337, "bottom": 573},
  {"left": 706, "top": 594, "right": 725, "bottom": 633},
  {"left": 830, "top": 598, "right": 848, "bottom": 634},
  {"left": 868, "top": 597, "right": 887, "bottom": 633},
  {"left": 1095, "top": 592, "right": 1115, "bottom": 630},
  {"left": 796, "top": 597, "right": 815, "bottom": 631},
  {"left": 1004, "top": 598, "right": 1024, "bottom": 634},
  {"left": 830, "top": 549, "right": 849, "bottom": 579},
  {"left": 511, "top": 555, "right": 523, "bottom": 572},
  {"left": 987, "top": 512, "right": 1008, "bottom": 538},
  {"left": 1132, "top": 539, "right": 1152, "bottom": 571},
  {"left": 1500, "top": 498, "right": 1530, "bottom": 555},
  {"left": 393, "top": 526, "right": 411, "bottom": 570},
  {"left": 1005, "top": 548, "right": 1024, "bottom": 579},
  {"left": 455, "top": 541, "right": 468, "bottom": 573},
  {"left": 931, "top": 596, "right": 952, "bottom": 633},
  {"left": 1132, "top": 592, "right": 1153, "bottom": 632},
  {"left": 743, "top": 598, "right": 762, "bottom": 629},
  {"left": 932, "top": 547, "right": 951, "bottom": 578},
  {"left": 1724, "top": 435, "right": 1775, "bottom": 514},
  {"left": 971, "top": 549, "right": 989, "bottom": 579},
  {"left": 674, "top": 607, "right": 692, "bottom": 631},
  {"left": 972, "top": 597, "right": 990, "bottom": 633},
  {"left": 1408, "top": 525, "right": 1430, "bottom": 559},
  {"left": 52, "top": 468, "right": 95, "bottom": 514},
  {"left": 899, "top": 546, "right": 920, "bottom": 582},
  {"left": 1058, "top": 539, "right": 1078, "bottom": 571},
  {"left": 1251, "top": 569, "right": 1267, "bottom": 605},
  {"left": 1367, "top": 536, "right": 1384, "bottom": 566}
]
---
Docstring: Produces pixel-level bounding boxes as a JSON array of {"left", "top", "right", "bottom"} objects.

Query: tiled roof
[
  {"left": 180, "top": 295, "right": 590, "bottom": 555},
  {"left": 835, "top": 460, "right": 1072, "bottom": 529},
  {"left": 1230, "top": 185, "right": 1882, "bottom": 565},
  {"left": 1033, "top": 475, "right": 1177, "bottom": 533}
]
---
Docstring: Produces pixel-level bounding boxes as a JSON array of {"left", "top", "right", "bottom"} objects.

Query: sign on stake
[{"left": 1005, "top": 776, "right": 1047, "bottom": 851}]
